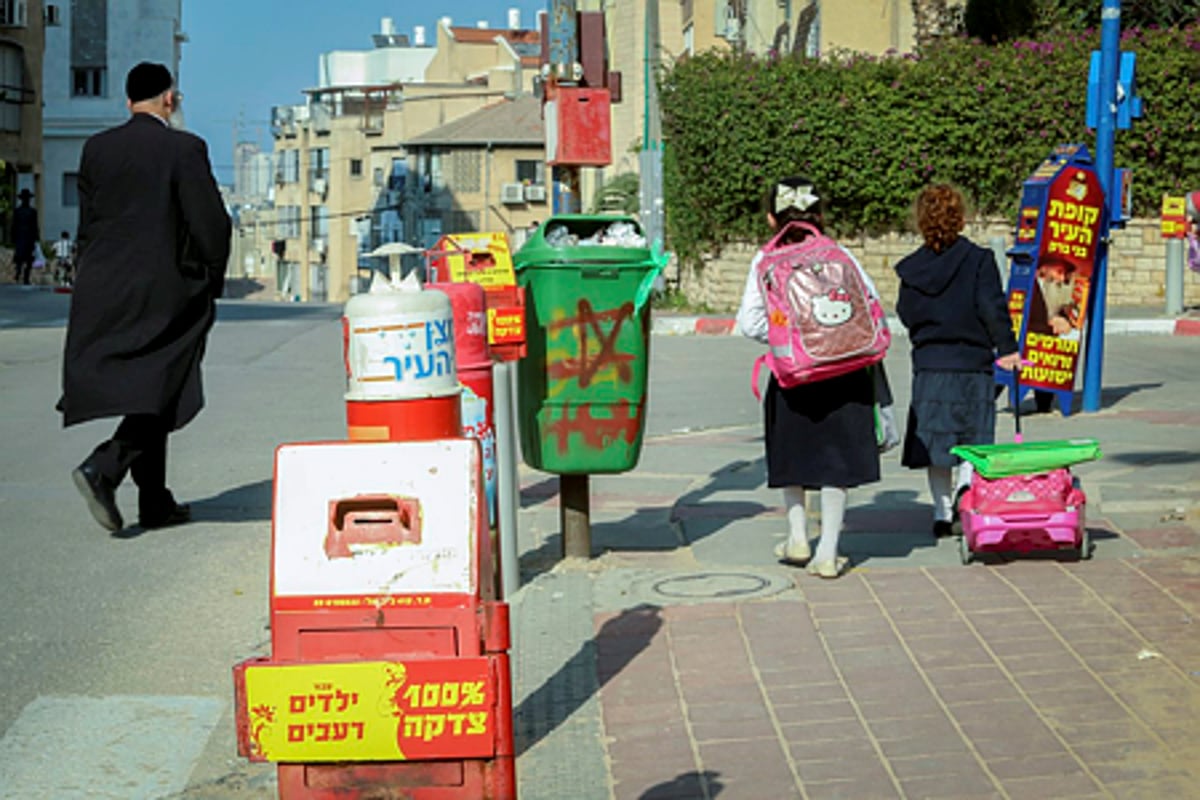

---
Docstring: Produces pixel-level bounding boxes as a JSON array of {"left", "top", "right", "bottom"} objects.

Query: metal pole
[
  {"left": 1166, "top": 238, "right": 1184, "bottom": 315},
  {"left": 549, "top": 0, "right": 590, "bottom": 558},
  {"left": 494, "top": 361, "right": 521, "bottom": 599},
  {"left": 1082, "top": 0, "right": 1121, "bottom": 413},
  {"left": 560, "top": 474, "right": 591, "bottom": 559}
]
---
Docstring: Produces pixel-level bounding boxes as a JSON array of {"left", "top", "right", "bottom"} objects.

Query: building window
[
  {"left": 309, "top": 147, "right": 329, "bottom": 183},
  {"left": 515, "top": 159, "right": 545, "bottom": 185},
  {"left": 349, "top": 158, "right": 363, "bottom": 178},
  {"left": 387, "top": 158, "right": 408, "bottom": 194},
  {"left": 276, "top": 205, "right": 301, "bottom": 239},
  {"left": 311, "top": 205, "right": 329, "bottom": 240},
  {"left": 449, "top": 150, "right": 481, "bottom": 194},
  {"left": 278, "top": 149, "right": 299, "bottom": 184},
  {"left": 419, "top": 149, "right": 443, "bottom": 193},
  {"left": 71, "top": 0, "right": 107, "bottom": 95},
  {"left": 0, "top": 42, "right": 22, "bottom": 131},
  {"left": 0, "top": 0, "right": 28, "bottom": 26},
  {"left": 72, "top": 67, "right": 106, "bottom": 97},
  {"left": 62, "top": 172, "right": 79, "bottom": 207}
]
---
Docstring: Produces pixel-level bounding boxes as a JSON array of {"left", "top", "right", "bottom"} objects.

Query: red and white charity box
[{"left": 233, "top": 439, "right": 514, "bottom": 799}]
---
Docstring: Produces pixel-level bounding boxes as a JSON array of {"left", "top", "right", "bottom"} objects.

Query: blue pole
[
  {"left": 1082, "top": 0, "right": 1121, "bottom": 413},
  {"left": 549, "top": 0, "right": 580, "bottom": 215}
]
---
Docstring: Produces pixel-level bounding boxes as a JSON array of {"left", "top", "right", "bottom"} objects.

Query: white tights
[
  {"left": 783, "top": 486, "right": 847, "bottom": 564},
  {"left": 927, "top": 463, "right": 975, "bottom": 522}
]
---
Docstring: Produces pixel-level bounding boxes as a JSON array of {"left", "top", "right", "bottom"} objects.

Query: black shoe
[
  {"left": 72, "top": 462, "right": 124, "bottom": 532},
  {"left": 932, "top": 520, "right": 954, "bottom": 538},
  {"left": 139, "top": 503, "right": 191, "bottom": 529}
]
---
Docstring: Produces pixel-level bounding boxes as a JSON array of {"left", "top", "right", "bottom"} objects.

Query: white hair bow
[{"left": 775, "top": 184, "right": 819, "bottom": 214}]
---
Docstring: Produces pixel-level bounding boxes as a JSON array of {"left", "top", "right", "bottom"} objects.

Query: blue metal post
[
  {"left": 550, "top": 0, "right": 581, "bottom": 215},
  {"left": 1082, "top": 0, "right": 1121, "bottom": 413}
]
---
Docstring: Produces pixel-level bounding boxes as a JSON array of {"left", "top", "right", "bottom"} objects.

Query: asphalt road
[{"left": 0, "top": 284, "right": 1196, "bottom": 798}]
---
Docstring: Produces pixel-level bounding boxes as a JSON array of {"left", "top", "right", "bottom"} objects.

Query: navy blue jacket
[{"left": 895, "top": 237, "right": 1018, "bottom": 372}]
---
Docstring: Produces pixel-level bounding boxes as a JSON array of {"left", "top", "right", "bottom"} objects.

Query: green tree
[{"left": 590, "top": 173, "right": 640, "bottom": 214}]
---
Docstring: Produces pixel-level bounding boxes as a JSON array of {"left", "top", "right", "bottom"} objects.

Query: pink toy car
[{"left": 956, "top": 468, "right": 1089, "bottom": 564}]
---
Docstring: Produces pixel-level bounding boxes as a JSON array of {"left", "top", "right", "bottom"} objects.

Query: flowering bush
[{"left": 660, "top": 24, "right": 1200, "bottom": 264}]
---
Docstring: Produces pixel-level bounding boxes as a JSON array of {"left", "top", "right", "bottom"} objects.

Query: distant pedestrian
[
  {"left": 60, "top": 62, "right": 230, "bottom": 532},
  {"left": 52, "top": 230, "right": 75, "bottom": 286},
  {"left": 10, "top": 188, "right": 39, "bottom": 284},
  {"left": 736, "top": 176, "right": 886, "bottom": 578},
  {"left": 894, "top": 184, "right": 1021, "bottom": 537}
]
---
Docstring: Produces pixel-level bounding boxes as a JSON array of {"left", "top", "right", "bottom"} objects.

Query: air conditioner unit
[
  {"left": 312, "top": 176, "right": 328, "bottom": 198},
  {"left": 500, "top": 183, "right": 525, "bottom": 204},
  {"left": 312, "top": 237, "right": 327, "bottom": 256},
  {"left": 524, "top": 184, "right": 547, "bottom": 203}
]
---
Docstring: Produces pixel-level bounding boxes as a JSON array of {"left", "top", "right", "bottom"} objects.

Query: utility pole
[
  {"left": 639, "top": 0, "right": 665, "bottom": 256},
  {"left": 547, "top": 0, "right": 589, "bottom": 558},
  {"left": 1082, "top": 0, "right": 1120, "bottom": 413},
  {"left": 549, "top": 0, "right": 581, "bottom": 216}
]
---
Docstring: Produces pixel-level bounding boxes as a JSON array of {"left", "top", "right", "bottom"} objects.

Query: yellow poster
[
  {"left": 436, "top": 232, "right": 516, "bottom": 288},
  {"left": 244, "top": 658, "right": 495, "bottom": 762}
]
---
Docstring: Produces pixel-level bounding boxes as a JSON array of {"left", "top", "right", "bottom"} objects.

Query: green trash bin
[{"left": 514, "top": 215, "right": 666, "bottom": 474}]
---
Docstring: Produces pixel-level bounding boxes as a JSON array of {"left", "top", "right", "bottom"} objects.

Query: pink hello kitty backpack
[{"left": 752, "top": 222, "right": 890, "bottom": 399}]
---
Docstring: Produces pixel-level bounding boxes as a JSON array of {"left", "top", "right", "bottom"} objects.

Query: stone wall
[{"left": 675, "top": 219, "right": 1200, "bottom": 312}]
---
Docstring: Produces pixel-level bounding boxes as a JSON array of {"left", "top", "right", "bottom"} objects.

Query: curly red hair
[{"left": 915, "top": 184, "right": 965, "bottom": 254}]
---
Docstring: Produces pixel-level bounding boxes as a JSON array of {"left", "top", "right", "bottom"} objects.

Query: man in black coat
[
  {"left": 60, "top": 62, "right": 231, "bottom": 532},
  {"left": 10, "top": 188, "right": 39, "bottom": 284}
]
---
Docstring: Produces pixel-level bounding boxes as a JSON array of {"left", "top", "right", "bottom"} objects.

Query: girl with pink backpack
[{"left": 736, "top": 176, "right": 893, "bottom": 578}]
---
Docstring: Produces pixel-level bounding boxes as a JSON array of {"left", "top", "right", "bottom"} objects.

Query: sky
[{"left": 180, "top": 1, "right": 548, "bottom": 185}]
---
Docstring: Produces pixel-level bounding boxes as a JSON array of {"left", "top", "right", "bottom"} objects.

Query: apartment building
[
  {"left": 266, "top": 13, "right": 541, "bottom": 304},
  {"left": 403, "top": 94, "right": 545, "bottom": 250},
  {"left": 1, "top": 0, "right": 45, "bottom": 228},
  {"left": 41, "top": 0, "right": 184, "bottom": 242},
  {"left": 677, "top": 0, "right": 917, "bottom": 59}
]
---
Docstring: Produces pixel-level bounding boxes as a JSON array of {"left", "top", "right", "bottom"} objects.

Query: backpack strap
[{"left": 752, "top": 353, "right": 768, "bottom": 402}]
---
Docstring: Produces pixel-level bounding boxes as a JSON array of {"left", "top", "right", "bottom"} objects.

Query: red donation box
[
  {"left": 546, "top": 87, "right": 612, "bottom": 167},
  {"left": 232, "top": 440, "right": 515, "bottom": 799}
]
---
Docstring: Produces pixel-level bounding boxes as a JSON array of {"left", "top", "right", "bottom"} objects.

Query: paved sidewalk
[{"left": 510, "top": 333, "right": 1200, "bottom": 800}]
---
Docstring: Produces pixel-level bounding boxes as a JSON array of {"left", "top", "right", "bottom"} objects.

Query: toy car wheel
[
  {"left": 1079, "top": 528, "right": 1092, "bottom": 560},
  {"left": 959, "top": 533, "right": 972, "bottom": 565}
]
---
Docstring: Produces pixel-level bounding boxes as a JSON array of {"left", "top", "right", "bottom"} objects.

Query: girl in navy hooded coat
[{"left": 894, "top": 185, "right": 1021, "bottom": 537}]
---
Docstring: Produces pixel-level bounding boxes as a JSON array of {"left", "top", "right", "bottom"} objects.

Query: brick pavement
[
  {"left": 509, "top": 333, "right": 1200, "bottom": 800},
  {"left": 596, "top": 557, "right": 1200, "bottom": 800}
]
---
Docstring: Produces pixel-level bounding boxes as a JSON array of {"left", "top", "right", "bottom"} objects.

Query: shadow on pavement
[
  {"left": 519, "top": 459, "right": 771, "bottom": 581},
  {"left": 1106, "top": 449, "right": 1200, "bottom": 466},
  {"left": 665, "top": 457, "right": 770, "bottom": 546},
  {"left": 514, "top": 604, "right": 662, "bottom": 757},
  {"left": 191, "top": 479, "right": 274, "bottom": 523},
  {"left": 519, "top": 476, "right": 558, "bottom": 509},
  {"left": 640, "top": 770, "right": 725, "bottom": 799},
  {"left": 841, "top": 487, "right": 938, "bottom": 566}
]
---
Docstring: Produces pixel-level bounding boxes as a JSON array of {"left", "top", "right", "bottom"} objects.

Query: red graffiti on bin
[
  {"left": 547, "top": 299, "right": 637, "bottom": 388},
  {"left": 544, "top": 400, "right": 641, "bottom": 455}
]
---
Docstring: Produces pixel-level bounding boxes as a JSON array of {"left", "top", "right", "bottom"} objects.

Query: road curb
[{"left": 652, "top": 315, "right": 1187, "bottom": 337}]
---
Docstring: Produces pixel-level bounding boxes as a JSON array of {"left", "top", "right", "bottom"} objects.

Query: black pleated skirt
[
  {"left": 901, "top": 370, "right": 998, "bottom": 469},
  {"left": 764, "top": 368, "right": 880, "bottom": 489}
]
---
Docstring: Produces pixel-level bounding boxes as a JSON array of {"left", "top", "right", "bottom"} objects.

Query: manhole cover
[{"left": 650, "top": 572, "right": 779, "bottom": 600}]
